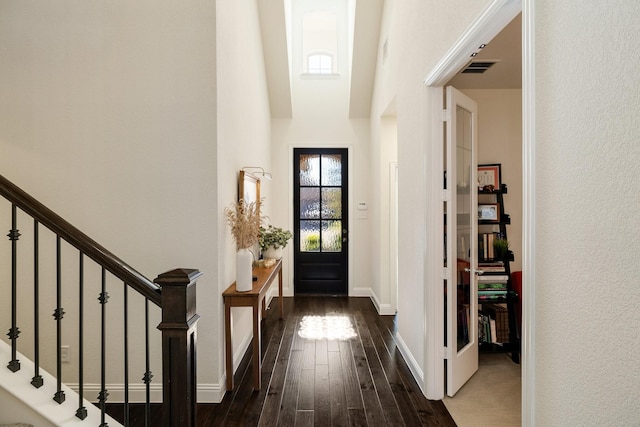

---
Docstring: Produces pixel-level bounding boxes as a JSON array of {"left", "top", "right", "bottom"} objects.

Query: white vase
[
  {"left": 263, "top": 245, "right": 283, "bottom": 260},
  {"left": 236, "top": 248, "right": 253, "bottom": 292}
]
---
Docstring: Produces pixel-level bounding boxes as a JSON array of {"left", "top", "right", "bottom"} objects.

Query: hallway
[
  {"left": 209, "top": 296, "right": 456, "bottom": 426},
  {"left": 107, "top": 296, "right": 456, "bottom": 426}
]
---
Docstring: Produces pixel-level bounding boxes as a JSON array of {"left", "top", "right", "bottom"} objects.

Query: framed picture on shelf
[
  {"left": 478, "top": 203, "right": 500, "bottom": 222},
  {"left": 477, "top": 164, "right": 501, "bottom": 192}
]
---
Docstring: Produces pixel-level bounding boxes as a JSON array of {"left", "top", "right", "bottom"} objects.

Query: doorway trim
[{"left": 422, "top": 1, "right": 534, "bottom": 425}]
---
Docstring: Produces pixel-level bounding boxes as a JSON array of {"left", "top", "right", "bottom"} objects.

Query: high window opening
[{"left": 302, "top": 12, "right": 338, "bottom": 74}]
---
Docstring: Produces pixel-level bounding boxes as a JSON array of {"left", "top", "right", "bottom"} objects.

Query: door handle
[{"left": 464, "top": 267, "right": 484, "bottom": 275}]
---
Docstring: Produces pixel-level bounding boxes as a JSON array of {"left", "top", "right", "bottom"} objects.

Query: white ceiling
[
  {"left": 257, "top": 4, "right": 521, "bottom": 119},
  {"left": 447, "top": 13, "right": 522, "bottom": 89}
]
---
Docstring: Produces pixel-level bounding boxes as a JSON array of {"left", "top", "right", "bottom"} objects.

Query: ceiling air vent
[{"left": 461, "top": 61, "right": 497, "bottom": 74}]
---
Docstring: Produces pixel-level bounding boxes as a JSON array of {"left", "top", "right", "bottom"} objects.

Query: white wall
[
  {"left": 532, "top": 1, "right": 640, "bottom": 424},
  {"left": 0, "top": 0, "right": 219, "bottom": 398},
  {"left": 270, "top": 0, "right": 372, "bottom": 297},
  {"left": 215, "top": 0, "right": 273, "bottom": 395},
  {"left": 0, "top": 0, "right": 269, "bottom": 404},
  {"left": 367, "top": 0, "right": 398, "bottom": 315},
  {"left": 370, "top": 0, "right": 491, "bottom": 390},
  {"left": 461, "top": 89, "right": 522, "bottom": 273}
]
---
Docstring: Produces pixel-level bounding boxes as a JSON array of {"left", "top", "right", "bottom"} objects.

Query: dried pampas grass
[{"left": 225, "top": 199, "right": 261, "bottom": 250}]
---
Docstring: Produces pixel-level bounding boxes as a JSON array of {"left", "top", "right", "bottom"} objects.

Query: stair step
[{"left": 0, "top": 341, "right": 121, "bottom": 427}]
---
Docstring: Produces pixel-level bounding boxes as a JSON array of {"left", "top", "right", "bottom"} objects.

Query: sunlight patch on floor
[{"left": 297, "top": 315, "right": 357, "bottom": 340}]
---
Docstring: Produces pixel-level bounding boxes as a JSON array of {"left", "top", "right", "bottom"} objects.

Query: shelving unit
[{"left": 477, "top": 182, "right": 520, "bottom": 363}]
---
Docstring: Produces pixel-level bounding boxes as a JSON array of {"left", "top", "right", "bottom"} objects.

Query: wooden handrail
[{"left": 0, "top": 174, "right": 161, "bottom": 306}]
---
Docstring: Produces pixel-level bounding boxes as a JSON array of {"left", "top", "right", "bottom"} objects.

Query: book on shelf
[
  {"left": 480, "top": 303, "right": 509, "bottom": 343},
  {"left": 489, "top": 318, "right": 497, "bottom": 344},
  {"left": 479, "top": 266, "right": 506, "bottom": 273},
  {"left": 478, "top": 282, "right": 507, "bottom": 290},
  {"left": 478, "top": 289, "right": 507, "bottom": 295},
  {"left": 478, "top": 274, "right": 509, "bottom": 283},
  {"left": 478, "top": 294, "right": 508, "bottom": 301}
]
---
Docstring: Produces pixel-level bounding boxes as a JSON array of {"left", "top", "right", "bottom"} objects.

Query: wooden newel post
[{"left": 155, "top": 268, "right": 202, "bottom": 427}]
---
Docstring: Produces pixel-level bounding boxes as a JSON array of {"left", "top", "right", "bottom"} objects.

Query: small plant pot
[{"left": 263, "top": 246, "right": 283, "bottom": 260}]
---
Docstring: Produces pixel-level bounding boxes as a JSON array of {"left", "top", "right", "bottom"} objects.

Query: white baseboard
[
  {"left": 395, "top": 332, "right": 425, "bottom": 394},
  {"left": 369, "top": 290, "right": 396, "bottom": 315},
  {"left": 68, "top": 381, "right": 226, "bottom": 404}
]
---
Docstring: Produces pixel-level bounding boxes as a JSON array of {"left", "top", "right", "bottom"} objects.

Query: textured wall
[{"left": 534, "top": 1, "right": 640, "bottom": 424}]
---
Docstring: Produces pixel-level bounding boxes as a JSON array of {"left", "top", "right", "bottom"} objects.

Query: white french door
[{"left": 445, "top": 86, "right": 479, "bottom": 396}]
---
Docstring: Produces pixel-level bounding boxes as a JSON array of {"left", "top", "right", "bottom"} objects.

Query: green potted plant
[
  {"left": 493, "top": 237, "right": 510, "bottom": 260},
  {"left": 259, "top": 225, "right": 293, "bottom": 259}
]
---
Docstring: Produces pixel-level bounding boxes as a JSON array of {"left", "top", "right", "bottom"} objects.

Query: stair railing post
[{"left": 155, "top": 268, "right": 202, "bottom": 427}]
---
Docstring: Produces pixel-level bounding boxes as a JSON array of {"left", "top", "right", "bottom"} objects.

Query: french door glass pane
[
  {"left": 300, "top": 220, "right": 320, "bottom": 252},
  {"left": 321, "top": 220, "right": 342, "bottom": 252},
  {"left": 456, "top": 105, "right": 473, "bottom": 351},
  {"left": 300, "top": 187, "right": 320, "bottom": 219},
  {"left": 300, "top": 154, "right": 320, "bottom": 186},
  {"left": 321, "top": 155, "right": 342, "bottom": 186},
  {"left": 321, "top": 188, "right": 341, "bottom": 219}
]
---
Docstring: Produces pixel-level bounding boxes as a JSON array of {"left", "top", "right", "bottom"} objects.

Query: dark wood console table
[{"left": 222, "top": 259, "right": 283, "bottom": 391}]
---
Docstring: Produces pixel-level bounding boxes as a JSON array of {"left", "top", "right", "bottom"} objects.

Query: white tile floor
[{"left": 443, "top": 352, "right": 521, "bottom": 427}]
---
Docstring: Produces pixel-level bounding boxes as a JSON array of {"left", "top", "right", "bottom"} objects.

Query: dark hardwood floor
[{"left": 106, "top": 296, "right": 456, "bottom": 426}]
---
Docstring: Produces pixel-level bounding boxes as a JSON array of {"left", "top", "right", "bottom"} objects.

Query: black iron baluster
[
  {"left": 143, "top": 298, "right": 153, "bottom": 427},
  {"left": 98, "top": 267, "right": 109, "bottom": 427},
  {"left": 123, "top": 283, "right": 129, "bottom": 427},
  {"left": 53, "top": 236, "right": 65, "bottom": 404},
  {"left": 7, "top": 204, "right": 21, "bottom": 372},
  {"left": 31, "top": 220, "right": 43, "bottom": 387},
  {"left": 76, "top": 252, "right": 87, "bottom": 420}
]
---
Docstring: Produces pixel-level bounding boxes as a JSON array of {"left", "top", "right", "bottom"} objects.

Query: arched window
[{"left": 307, "top": 53, "right": 333, "bottom": 74}]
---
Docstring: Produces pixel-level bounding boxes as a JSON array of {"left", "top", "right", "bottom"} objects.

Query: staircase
[{"left": 0, "top": 174, "right": 201, "bottom": 427}]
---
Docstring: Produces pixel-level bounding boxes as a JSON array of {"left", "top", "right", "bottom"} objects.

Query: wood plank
[
  {"left": 353, "top": 311, "right": 405, "bottom": 425},
  {"left": 315, "top": 339, "right": 328, "bottom": 365},
  {"left": 360, "top": 312, "right": 423, "bottom": 427},
  {"left": 278, "top": 349, "right": 303, "bottom": 426},
  {"left": 258, "top": 315, "right": 297, "bottom": 427},
  {"left": 314, "top": 364, "right": 330, "bottom": 426},
  {"left": 302, "top": 340, "right": 315, "bottom": 370},
  {"left": 349, "top": 324, "right": 387, "bottom": 427},
  {"left": 338, "top": 339, "right": 364, "bottom": 410},
  {"left": 298, "top": 369, "right": 315, "bottom": 410},
  {"left": 347, "top": 408, "right": 368, "bottom": 427},
  {"left": 328, "top": 349, "right": 341, "bottom": 375},
  {"left": 330, "top": 372, "right": 348, "bottom": 427},
  {"left": 294, "top": 410, "right": 314, "bottom": 427}
]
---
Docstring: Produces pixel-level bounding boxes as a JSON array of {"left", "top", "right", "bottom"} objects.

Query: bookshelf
[{"left": 477, "top": 180, "right": 520, "bottom": 363}]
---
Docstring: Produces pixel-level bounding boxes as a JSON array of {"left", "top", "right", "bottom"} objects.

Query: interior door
[
  {"left": 446, "top": 86, "right": 479, "bottom": 396},
  {"left": 293, "top": 148, "right": 348, "bottom": 294}
]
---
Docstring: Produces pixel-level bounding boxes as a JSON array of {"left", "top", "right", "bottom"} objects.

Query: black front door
[{"left": 293, "top": 148, "right": 348, "bottom": 295}]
